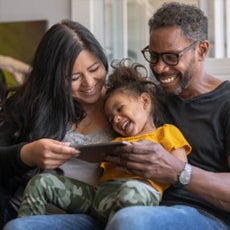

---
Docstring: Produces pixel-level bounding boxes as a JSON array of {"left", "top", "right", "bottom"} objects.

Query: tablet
[{"left": 71, "top": 141, "right": 129, "bottom": 162}]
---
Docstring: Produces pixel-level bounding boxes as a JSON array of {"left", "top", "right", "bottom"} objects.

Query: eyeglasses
[{"left": 141, "top": 41, "right": 199, "bottom": 66}]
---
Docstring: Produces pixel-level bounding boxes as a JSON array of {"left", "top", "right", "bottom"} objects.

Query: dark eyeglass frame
[{"left": 141, "top": 40, "right": 200, "bottom": 66}]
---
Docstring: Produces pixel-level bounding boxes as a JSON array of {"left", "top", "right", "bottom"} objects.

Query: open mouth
[
  {"left": 82, "top": 85, "right": 96, "bottom": 95},
  {"left": 160, "top": 75, "right": 177, "bottom": 84},
  {"left": 121, "top": 120, "right": 129, "bottom": 131}
]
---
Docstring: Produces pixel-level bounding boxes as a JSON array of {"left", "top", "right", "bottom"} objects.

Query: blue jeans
[
  {"left": 3, "top": 206, "right": 230, "bottom": 230},
  {"left": 105, "top": 205, "right": 230, "bottom": 230},
  {"left": 3, "top": 214, "right": 104, "bottom": 230}
]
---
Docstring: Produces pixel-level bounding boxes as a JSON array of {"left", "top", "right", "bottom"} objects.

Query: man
[{"left": 105, "top": 2, "right": 230, "bottom": 229}]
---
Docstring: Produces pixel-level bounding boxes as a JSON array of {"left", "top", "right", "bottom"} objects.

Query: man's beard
[
  {"left": 154, "top": 58, "right": 195, "bottom": 96},
  {"left": 173, "top": 73, "right": 192, "bottom": 95},
  {"left": 154, "top": 72, "right": 192, "bottom": 96}
]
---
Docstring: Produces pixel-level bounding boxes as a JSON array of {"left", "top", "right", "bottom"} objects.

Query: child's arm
[{"left": 171, "top": 147, "right": 188, "bottom": 162}]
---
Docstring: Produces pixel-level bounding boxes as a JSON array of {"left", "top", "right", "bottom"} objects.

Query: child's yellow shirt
[{"left": 100, "top": 124, "right": 191, "bottom": 198}]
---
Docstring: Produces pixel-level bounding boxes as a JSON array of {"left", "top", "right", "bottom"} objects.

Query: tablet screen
[{"left": 71, "top": 141, "right": 129, "bottom": 162}]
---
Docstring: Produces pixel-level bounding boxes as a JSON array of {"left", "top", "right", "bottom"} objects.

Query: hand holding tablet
[{"left": 71, "top": 141, "right": 130, "bottom": 162}]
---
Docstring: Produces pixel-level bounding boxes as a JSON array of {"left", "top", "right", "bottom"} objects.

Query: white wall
[
  {"left": 0, "top": 0, "right": 71, "bottom": 28},
  {"left": 205, "top": 58, "right": 230, "bottom": 81},
  {"left": 0, "top": 0, "right": 229, "bottom": 82},
  {"left": 0, "top": 0, "right": 104, "bottom": 46},
  {"left": 71, "top": 0, "right": 105, "bottom": 47}
]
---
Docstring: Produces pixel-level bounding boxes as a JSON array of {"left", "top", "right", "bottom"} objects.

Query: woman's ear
[
  {"left": 197, "top": 40, "right": 209, "bottom": 61},
  {"left": 140, "top": 92, "right": 151, "bottom": 109}
]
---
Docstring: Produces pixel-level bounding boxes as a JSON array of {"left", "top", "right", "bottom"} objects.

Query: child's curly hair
[{"left": 104, "top": 58, "right": 164, "bottom": 127}]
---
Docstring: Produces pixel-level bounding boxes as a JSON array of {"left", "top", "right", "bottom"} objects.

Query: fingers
[
  {"left": 105, "top": 140, "right": 159, "bottom": 176},
  {"left": 106, "top": 139, "right": 180, "bottom": 184},
  {"left": 49, "top": 140, "right": 80, "bottom": 156},
  {"left": 105, "top": 145, "right": 144, "bottom": 171},
  {"left": 21, "top": 138, "right": 81, "bottom": 169}
]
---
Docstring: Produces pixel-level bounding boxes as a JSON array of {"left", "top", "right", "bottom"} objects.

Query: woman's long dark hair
[
  {"left": 0, "top": 70, "right": 6, "bottom": 104},
  {"left": 0, "top": 20, "right": 108, "bottom": 142}
]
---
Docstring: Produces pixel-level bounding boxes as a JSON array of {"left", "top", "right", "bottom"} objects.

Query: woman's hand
[
  {"left": 106, "top": 139, "right": 185, "bottom": 184},
  {"left": 20, "top": 138, "right": 80, "bottom": 169}
]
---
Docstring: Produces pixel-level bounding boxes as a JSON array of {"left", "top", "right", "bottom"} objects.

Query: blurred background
[{"left": 0, "top": 0, "right": 229, "bottom": 87}]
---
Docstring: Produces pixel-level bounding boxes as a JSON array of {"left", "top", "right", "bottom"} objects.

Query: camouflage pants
[
  {"left": 18, "top": 173, "right": 96, "bottom": 217},
  {"left": 92, "top": 179, "right": 160, "bottom": 223},
  {"left": 18, "top": 174, "right": 160, "bottom": 223}
]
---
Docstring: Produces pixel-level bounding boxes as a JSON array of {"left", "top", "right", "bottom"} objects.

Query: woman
[{"left": 1, "top": 20, "right": 115, "bottom": 229}]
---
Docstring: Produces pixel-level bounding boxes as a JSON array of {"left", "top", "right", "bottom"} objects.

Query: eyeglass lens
[
  {"left": 142, "top": 41, "right": 199, "bottom": 66},
  {"left": 144, "top": 52, "right": 179, "bottom": 66}
]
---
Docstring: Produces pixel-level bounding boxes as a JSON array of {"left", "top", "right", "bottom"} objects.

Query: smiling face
[
  {"left": 149, "top": 26, "right": 199, "bottom": 96},
  {"left": 104, "top": 89, "right": 156, "bottom": 137},
  {"left": 70, "top": 50, "right": 106, "bottom": 107}
]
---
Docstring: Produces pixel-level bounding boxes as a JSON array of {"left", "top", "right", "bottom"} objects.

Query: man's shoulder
[
  {"left": 215, "top": 81, "right": 230, "bottom": 100},
  {"left": 220, "top": 80, "right": 230, "bottom": 89}
]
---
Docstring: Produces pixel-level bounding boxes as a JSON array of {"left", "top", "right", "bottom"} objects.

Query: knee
[
  {"left": 116, "top": 180, "right": 157, "bottom": 206},
  {"left": 105, "top": 207, "right": 142, "bottom": 230},
  {"left": 116, "top": 182, "right": 135, "bottom": 205},
  {"left": 24, "top": 173, "right": 53, "bottom": 193},
  {"left": 28, "top": 173, "right": 46, "bottom": 184},
  {"left": 3, "top": 218, "right": 25, "bottom": 230}
]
